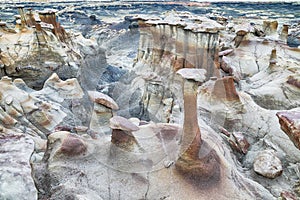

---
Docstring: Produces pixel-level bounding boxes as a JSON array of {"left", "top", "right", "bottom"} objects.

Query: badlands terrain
[{"left": 0, "top": 1, "right": 300, "bottom": 200}]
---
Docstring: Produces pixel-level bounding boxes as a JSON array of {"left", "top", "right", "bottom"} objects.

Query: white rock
[{"left": 253, "top": 150, "right": 283, "bottom": 179}]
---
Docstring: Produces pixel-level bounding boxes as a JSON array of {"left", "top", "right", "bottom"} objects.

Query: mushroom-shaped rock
[
  {"left": 175, "top": 68, "right": 221, "bottom": 184},
  {"left": 234, "top": 25, "right": 249, "bottom": 47},
  {"left": 176, "top": 68, "right": 206, "bottom": 158},
  {"left": 276, "top": 111, "right": 300, "bottom": 150},
  {"left": 110, "top": 116, "right": 140, "bottom": 151},
  {"left": 88, "top": 91, "right": 119, "bottom": 110},
  {"left": 88, "top": 91, "right": 119, "bottom": 134},
  {"left": 253, "top": 150, "right": 283, "bottom": 179},
  {"left": 0, "top": 22, "right": 7, "bottom": 26},
  {"left": 235, "top": 27, "right": 248, "bottom": 36}
]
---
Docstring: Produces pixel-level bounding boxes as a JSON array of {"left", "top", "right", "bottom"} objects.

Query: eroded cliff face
[
  {"left": 131, "top": 12, "right": 224, "bottom": 122},
  {"left": 134, "top": 12, "right": 223, "bottom": 78},
  {"left": 0, "top": 7, "right": 100, "bottom": 90}
]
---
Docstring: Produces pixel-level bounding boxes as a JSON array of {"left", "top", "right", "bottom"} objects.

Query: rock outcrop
[
  {"left": 132, "top": 11, "right": 225, "bottom": 122},
  {"left": 134, "top": 12, "right": 224, "bottom": 79},
  {"left": 0, "top": 6, "right": 89, "bottom": 89},
  {"left": 276, "top": 111, "right": 300, "bottom": 150}
]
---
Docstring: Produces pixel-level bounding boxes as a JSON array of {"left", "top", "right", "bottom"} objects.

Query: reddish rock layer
[
  {"left": 287, "top": 75, "right": 300, "bottom": 89},
  {"left": 276, "top": 111, "right": 300, "bottom": 150},
  {"left": 212, "top": 76, "right": 240, "bottom": 101}
]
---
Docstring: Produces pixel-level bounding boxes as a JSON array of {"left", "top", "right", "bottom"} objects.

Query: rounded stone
[
  {"left": 253, "top": 150, "right": 283, "bottom": 179},
  {"left": 60, "top": 134, "right": 87, "bottom": 157}
]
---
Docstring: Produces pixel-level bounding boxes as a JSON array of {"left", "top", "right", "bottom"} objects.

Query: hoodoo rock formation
[{"left": 175, "top": 68, "right": 221, "bottom": 185}]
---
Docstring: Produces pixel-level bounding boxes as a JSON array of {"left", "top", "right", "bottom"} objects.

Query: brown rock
[
  {"left": 60, "top": 134, "right": 87, "bottom": 156},
  {"left": 234, "top": 26, "right": 249, "bottom": 47},
  {"left": 269, "top": 48, "right": 277, "bottom": 67},
  {"left": 49, "top": 132, "right": 87, "bottom": 157},
  {"left": 38, "top": 9, "right": 68, "bottom": 42},
  {"left": 276, "top": 111, "right": 300, "bottom": 150},
  {"left": 212, "top": 76, "right": 240, "bottom": 101},
  {"left": 232, "top": 132, "right": 250, "bottom": 154},
  {"left": 286, "top": 75, "right": 300, "bottom": 89},
  {"left": 263, "top": 20, "right": 278, "bottom": 35},
  {"left": 235, "top": 27, "right": 248, "bottom": 36},
  {"left": 110, "top": 116, "right": 140, "bottom": 151},
  {"left": 280, "top": 24, "right": 289, "bottom": 42},
  {"left": 155, "top": 123, "right": 181, "bottom": 141},
  {"left": 219, "top": 127, "right": 231, "bottom": 137}
]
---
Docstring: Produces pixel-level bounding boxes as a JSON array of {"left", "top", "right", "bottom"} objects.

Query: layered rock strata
[
  {"left": 133, "top": 11, "right": 224, "bottom": 122},
  {"left": 0, "top": 6, "right": 88, "bottom": 89},
  {"left": 134, "top": 12, "right": 224, "bottom": 79}
]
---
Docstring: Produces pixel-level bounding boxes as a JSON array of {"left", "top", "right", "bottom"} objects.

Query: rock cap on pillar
[
  {"left": 87, "top": 91, "right": 119, "bottom": 110},
  {"left": 176, "top": 68, "right": 207, "bottom": 82},
  {"left": 109, "top": 116, "right": 139, "bottom": 132}
]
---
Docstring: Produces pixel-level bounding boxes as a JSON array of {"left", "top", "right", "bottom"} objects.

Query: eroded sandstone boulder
[{"left": 253, "top": 150, "right": 283, "bottom": 179}]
